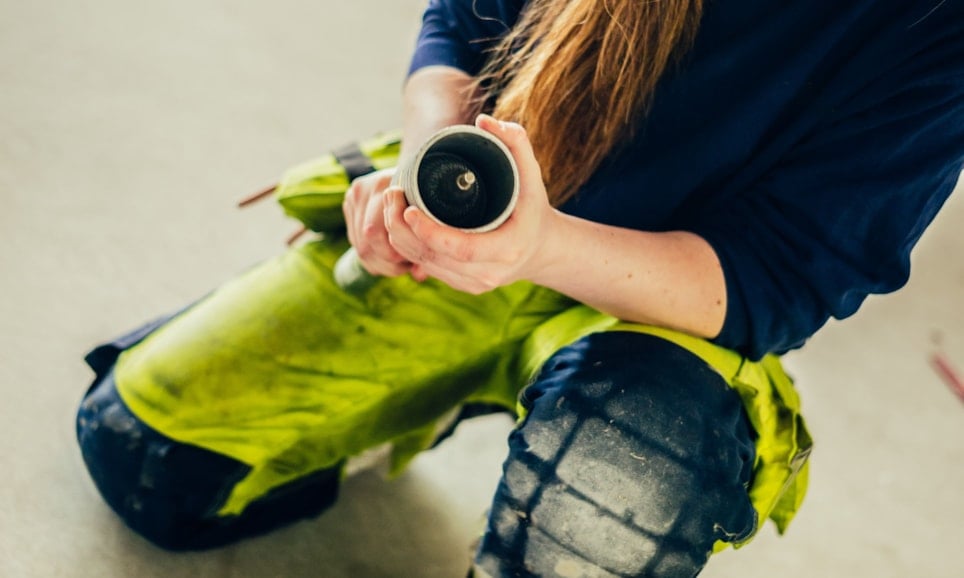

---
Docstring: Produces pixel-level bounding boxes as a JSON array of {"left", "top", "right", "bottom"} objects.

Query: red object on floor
[{"left": 930, "top": 353, "right": 964, "bottom": 403}]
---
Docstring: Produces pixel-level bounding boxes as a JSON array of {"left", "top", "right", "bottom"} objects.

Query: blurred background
[{"left": 1, "top": 1, "right": 961, "bottom": 576}]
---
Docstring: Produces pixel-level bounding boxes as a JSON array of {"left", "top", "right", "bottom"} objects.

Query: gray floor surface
[{"left": 2, "top": 1, "right": 962, "bottom": 576}]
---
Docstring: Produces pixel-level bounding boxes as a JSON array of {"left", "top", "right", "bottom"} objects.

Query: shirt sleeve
[
  {"left": 687, "top": 28, "right": 964, "bottom": 360},
  {"left": 408, "top": 0, "right": 525, "bottom": 77}
]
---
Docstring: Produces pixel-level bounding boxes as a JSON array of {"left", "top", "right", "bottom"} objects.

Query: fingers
[
  {"left": 383, "top": 190, "right": 478, "bottom": 287},
  {"left": 342, "top": 169, "right": 410, "bottom": 277},
  {"left": 390, "top": 205, "right": 518, "bottom": 290},
  {"left": 383, "top": 189, "right": 436, "bottom": 266},
  {"left": 343, "top": 171, "right": 391, "bottom": 248},
  {"left": 360, "top": 119, "right": 548, "bottom": 291},
  {"left": 401, "top": 208, "right": 476, "bottom": 263},
  {"left": 360, "top": 195, "right": 410, "bottom": 277}
]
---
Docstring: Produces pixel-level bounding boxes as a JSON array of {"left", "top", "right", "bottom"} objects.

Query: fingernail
[
  {"left": 403, "top": 208, "right": 419, "bottom": 226},
  {"left": 479, "top": 114, "right": 503, "bottom": 131}
]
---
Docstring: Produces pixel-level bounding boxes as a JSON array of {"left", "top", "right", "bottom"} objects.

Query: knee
[
  {"left": 476, "top": 332, "right": 758, "bottom": 577},
  {"left": 76, "top": 371, "right": 248, "bottom": 550},
  {"left": 76, "top": 370, "right": 345, "bottom": 551},
  {"left": 518, "top": 332, "right": 756, "bottom": 487}
]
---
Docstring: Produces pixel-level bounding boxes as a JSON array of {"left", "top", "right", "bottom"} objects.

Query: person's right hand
[{"left": 341, "top": 167, "right": 413, "bottom": 277}]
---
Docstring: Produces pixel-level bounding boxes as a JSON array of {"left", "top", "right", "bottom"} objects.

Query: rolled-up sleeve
[
  {"left": 409, "top": 0, "right": 525, "bottom": 77},
  {"left": 688, "top": 37, "right": 964, "bottom": 359}
]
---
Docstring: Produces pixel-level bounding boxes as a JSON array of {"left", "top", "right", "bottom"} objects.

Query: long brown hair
[{"left": 476, "top": 0, "right": 704, "bottom": 206}]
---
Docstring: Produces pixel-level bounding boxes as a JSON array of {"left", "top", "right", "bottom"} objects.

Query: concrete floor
[{"left": 2, "top": 0, "right": 962, "bottom": 576}]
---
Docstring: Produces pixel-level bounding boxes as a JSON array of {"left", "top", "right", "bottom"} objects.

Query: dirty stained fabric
[
  {"left": 110, "top": 233, "right": 810, "bottom": 548},
  {"left": 474, "top": 331, "right": 760, "bottom": 576}
]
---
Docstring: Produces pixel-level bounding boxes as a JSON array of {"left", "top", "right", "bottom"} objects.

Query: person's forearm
[
  {"left": 383, "top": 115, "right": 726, "bottom": 338},
  {"left": 531, "top": 212, "right": 728, "bottom": 339},
  {"left": 401, "top": 66, "right": 481, "bottom": 162}
]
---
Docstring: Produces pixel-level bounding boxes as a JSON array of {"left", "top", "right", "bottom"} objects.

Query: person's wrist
[{"left": 524, "top": 208, "right": 570, "bottom": 287}]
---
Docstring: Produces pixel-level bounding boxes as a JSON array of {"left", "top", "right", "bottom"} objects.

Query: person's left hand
[{"left": 383, "top": 114, "right": 561, "bottom": 294}]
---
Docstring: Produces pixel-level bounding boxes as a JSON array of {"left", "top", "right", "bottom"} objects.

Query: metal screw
[{"left": 455, "top": 170, "right": 477, "bottom": 191}]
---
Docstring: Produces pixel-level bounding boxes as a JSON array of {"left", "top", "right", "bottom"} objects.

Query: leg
[
  {"left": 74, "top": 242, "right": 560, "bottom": 549},
  {"left": 76, "top": 369, "right": 341, "bottom": 551},
  {"left": 473, "top": 332, "right": 758, "bottom": 578}
]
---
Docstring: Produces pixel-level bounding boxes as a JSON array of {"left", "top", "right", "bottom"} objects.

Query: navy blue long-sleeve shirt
[{"left": 410, "top": 0, "right": 964, "bottom": 360}]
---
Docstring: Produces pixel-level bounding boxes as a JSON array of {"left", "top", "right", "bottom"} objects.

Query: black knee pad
[
  {"left": 77, "top": 370, "right": 341, "bottom": 550},
  {"left": 476, "top": 332, "right": 757, "bottom": 577}
]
